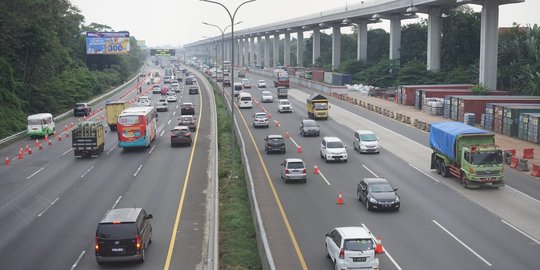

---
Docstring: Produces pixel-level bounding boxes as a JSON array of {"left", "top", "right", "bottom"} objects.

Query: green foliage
[
  {"left": 0, "top": 58, "right": 27, "bottom": 138},
  {"left": 356, "top": 59, "right": 400, "bottom": 88},
  {"left": 397, "top": 59, "right": 431, "bottom": 85},
  {"left": 400, "top": 21, "right": 428, "bottom": 64},
  {"left": 471, "top": 84, "right": 489, "bottom": 95},
  {"left": 441, "top": 6, "right": 481, "bottom": 70}
]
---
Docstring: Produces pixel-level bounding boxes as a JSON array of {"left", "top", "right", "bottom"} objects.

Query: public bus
[{"left": 117, "top": 107, "right": 157, "bottom": 148}]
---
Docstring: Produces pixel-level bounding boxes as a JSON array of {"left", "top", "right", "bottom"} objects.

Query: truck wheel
[
  {"left": 441, "top": 164, "right": 449, "bottom": 178},
  {"left": 435, "top": 159, "right": 442, "bottom": 174}
]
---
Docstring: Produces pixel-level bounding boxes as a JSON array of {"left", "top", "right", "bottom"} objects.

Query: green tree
[
  {"left": 441, "top": 6, "right": 481, "bottom": 70},
  {"left": 400, "top": 21, "right": 428, "bottom": 64}
]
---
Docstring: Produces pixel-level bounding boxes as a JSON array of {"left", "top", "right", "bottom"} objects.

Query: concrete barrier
[{"left": 518, "top": 158, "right": 530, "bottom": 171}]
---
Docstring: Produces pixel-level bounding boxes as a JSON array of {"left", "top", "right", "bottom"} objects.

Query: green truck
[
  {"left": 430, "top": 122, "right": 504, "bottom": 188},
  {"left": 72, "top": 121, "right": 105, "bottom": 158}
]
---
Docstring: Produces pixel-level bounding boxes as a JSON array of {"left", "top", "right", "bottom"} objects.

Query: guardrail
[{"left": 0, "top": 63, "right": 147, "bottom": 148}]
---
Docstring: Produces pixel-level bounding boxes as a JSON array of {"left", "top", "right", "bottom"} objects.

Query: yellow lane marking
[{"left": 163, "top": 80, "right": 204, "bottom": 269}]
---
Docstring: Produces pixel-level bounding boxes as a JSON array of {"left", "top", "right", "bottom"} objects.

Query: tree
[
  {"left": 441, "top": 6, "right": 481, "bottom": 70},
  {"left": 400, "top": 21, "right": 428, "bottom": 65}
]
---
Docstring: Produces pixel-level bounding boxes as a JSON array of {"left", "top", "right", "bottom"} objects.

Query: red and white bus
[
  {"left": 272, "top": 69, "right": 289, "bottom": 88},
  {"left": 117, "top": 107, "right": 157, "bottom": 148}
]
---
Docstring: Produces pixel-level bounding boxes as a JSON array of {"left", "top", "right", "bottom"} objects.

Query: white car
[
  {"left": 136, "top": 96, "right": 151, "bottom": 107},
  {"left": 320, "top": 136, "right": 348, "bottom": 162},
  {"left": 261, "top": 91, "right": 273, "bottom": 103},
  {"left": 253, "top": 112, "right": 269, "bottom": 128},
  {"left": 171, "top": 82, "right": 180, "bottom": 92},
  {"left": 156, "top": 98, "right": 168, "bottom": 112},
  {"left": 166, "top": 92, "right": 178, "bottom": 102},
  {"left": 353, "top": 130, "right": 380, "bottom": 154},
  {"left": 257, "top": 80, "right": 267, "bottom": 88},
  {"left": 325, "top": 226, "right": 380, "bottom": 270},
  {"left": 277, "top": 99, "right": 293, "bottom": 113}
]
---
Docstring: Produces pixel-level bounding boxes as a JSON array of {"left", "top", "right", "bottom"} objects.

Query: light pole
[
  {"left": 202, "top": 21, "right": 243, "bottom": 80},
  {"left": 200, "top": 0, "right": 256, "bottom": 178}
]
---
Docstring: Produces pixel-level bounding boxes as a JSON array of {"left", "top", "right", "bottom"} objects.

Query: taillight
[
  {"left": 184, "top": 132, "right": 191, "bottom": 137},
  {"left": 285, "top": 169, "right": 290, "bottom": 174},
  {"left": 302, "top": 169, "right": 307, "bottom": 173},
  {"left": 339, "top": 247, "right": 345, "bottom": 259},
  {"left": 95, "top": 236, "right": 99, "bottom": 252},
  {"left": 136, "top": 234, "right": 141, "bottom": 250},
  {"left": 171, "top": 134, "right": 177, "bottom": 138}
]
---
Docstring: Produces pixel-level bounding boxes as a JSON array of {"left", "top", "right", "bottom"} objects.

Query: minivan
[
  {"left": 237, "top": 92, "right": 253, "bottom": 108},
  {"left": 277, "top": 87, "right": 288, "bottom": 98},
  {"left": 95, "top": 208, "right": 153, "bottom": 264},
  {"left": 353, "top": 130, "right": 380, "bottom": 154},
  {"left": 233, "top": 83, "right": 243, "bottom": 97}
]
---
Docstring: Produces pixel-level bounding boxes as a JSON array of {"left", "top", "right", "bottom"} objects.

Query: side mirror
[
  {"left": 393, "top": 188, "right": 398, "bottom": 191},
  {"left": 325, "top": 233, "right": 329, "bottom": 237},
  {"left": 344, "top": 145, "right": 347, "bottom": 149},
  {"left": 146, "top": 214, "right": 153, "bottom": 219},
  {"left": 264, "top": 137, "right": 268, "bottom": 141}
]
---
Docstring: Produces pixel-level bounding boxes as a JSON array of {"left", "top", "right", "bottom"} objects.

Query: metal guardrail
[{"left": 0, "top": 63, "right": 147, "bottom": 147}]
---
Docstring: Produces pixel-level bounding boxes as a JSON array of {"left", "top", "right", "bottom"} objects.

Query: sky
[{"left": 69, "top": 0, "right": 538, "bottom": 48}]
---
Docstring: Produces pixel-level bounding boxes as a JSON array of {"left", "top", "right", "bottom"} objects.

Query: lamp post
[
  {"left": 200, "top": 0, "right": 256, "bottom": 178},
  {"left": 202, "top": 21, "right": 243, "bottom": 81}
]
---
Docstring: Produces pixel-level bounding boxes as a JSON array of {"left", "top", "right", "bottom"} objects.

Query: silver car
[{"left": 280, "top": 158, "right": 307, "bottom": 183}]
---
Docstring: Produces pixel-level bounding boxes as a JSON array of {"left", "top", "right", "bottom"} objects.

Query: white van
[
  {"left": 27, "top": 113, "right": 55, "bottom": 138},
  {"left": 237, "top": 92, "right": 253, "bottom": 109}
]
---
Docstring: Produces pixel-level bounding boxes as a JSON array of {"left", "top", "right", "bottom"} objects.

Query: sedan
[
  {"left": 74, "top": 103, "right": 91, "bottom": 117},
  {"left": 261, "top": 91, "right": 273, "bottom": 103},
  {"left": 264, "top": 135, "right": 285, "bottom": 153},
  {"left": 300, "top": 119, "right": 320, "bottom": 137},
  {"left": 357, "top": 178, "right": 400, "bottom": 211},
  {"left": 253, "top": 112, "right": 269, "bottom": 128},
  {"left": 242, "top": 79, "right": 251, "bottom": 89},
  {"left": 170, "top": 126, "right": 192, "bottom": 147},
  {"left": 178, "top": 115, "right": 197, "bottom": 131},
  {"left": 257, "top": 80, "right": 267, "bottom": 88},
  {"left": 181, "top": 102, "right": 195, "bottom": 115},
  {"left": 166, "top": 92, "right": 177, "bottom": 102}
]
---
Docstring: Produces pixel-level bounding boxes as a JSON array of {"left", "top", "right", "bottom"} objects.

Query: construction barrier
[
  {"left": 510, "top": 157, "right": 519, "bottom": 168},
  {"left": 523, "top": 148, "right": 534, "bottom": 159},
  {"left": 530, "top": 164, "right": 540, "bottom": 177},
  {"left": 517, "top": 158, "right": 529, "bottom": 171}
]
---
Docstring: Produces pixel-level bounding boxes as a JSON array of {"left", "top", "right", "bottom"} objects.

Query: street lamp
[
  {"left": 200, "top": 0, "right": 256, "bottom": 178},
  {"left": 202, "top": 20, "right": 243, "bottom": 80}
]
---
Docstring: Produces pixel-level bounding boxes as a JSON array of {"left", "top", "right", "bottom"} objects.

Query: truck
[
  {"left": 106, "top": 100, "right": 128, "bottom": 131},
  {"left": 306, "top": 93, "right": 329, "bottom": 120},
  {"left": 272, "top": 69, "right": 289, "bottom": 88},
  {"left": 72, "top": 121, "right": 105, "bottom": 158},
  {"left": 430, "top": 122, "right": 505, "bottom": 188}
]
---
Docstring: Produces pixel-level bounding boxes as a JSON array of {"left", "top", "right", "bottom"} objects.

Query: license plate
[
  {"left": 111, "top": 248, "right": 124, "bottom": 253},
  {"left": 353, "top": 257, "right": 367, "bottom": 262}
]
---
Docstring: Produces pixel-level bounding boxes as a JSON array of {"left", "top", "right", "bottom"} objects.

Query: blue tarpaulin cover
[{"left": 430, "top": 122, "right": 489, "bottom": 160}]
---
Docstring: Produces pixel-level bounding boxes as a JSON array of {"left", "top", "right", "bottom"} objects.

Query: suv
[
  {"left": 253, "top": 112, "right": 269, "bottom": 128},
  {"left": 320, "top": 137, "right": 348, "bottom": 162},
  {"left": 171, "top": 126, "right": 193, "bottom": 146},
  {"left": 156, "top": 98, "right": 168, "bottom": 112},
  {"left": 277, "top": 99, "right": 293, "bottom": 113},
  {"left": 357, "top": 178, "right": 400, "bottom": 211},
  {"left": 264, "top": 135, "right": 285, "bottom": 154},
  {"left": 277, "top": 87, "right": 288, "bottom": 98},
  {"left": 188, "top": 85, "right": 199, "bottom": 95},
  {"left": 353, "top": 130, "right": 380, "bottom": 154},
  {"left": 95, "top": 208, "right": 153, "bottom": 264},
  {"left": 280, "top": 158, "right": 306, "bottom": 183},
  {"left": 181, "top": 102, "right": 195, "bottom": 115},
  {"left": 74, "top": 103, "right": 91, "bottom": 117},
  {"left": 325, "top": 226, "right": 380, "bottom": 270},
  {"left": 178, "top": 115, "right": 197, "bottom": 131},
  {"left": 300, "top": 119, "right": 320, "bottom": 137}
]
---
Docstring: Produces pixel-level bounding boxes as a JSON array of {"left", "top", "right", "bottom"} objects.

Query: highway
[
  {"left": 0, "top": 62, "right": 216, "bottom": 269},
  {"left": 220, "top": 69, "right": 540, "bottom": 270}
]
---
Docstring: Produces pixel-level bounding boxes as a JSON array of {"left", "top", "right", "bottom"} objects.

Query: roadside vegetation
[{"left": 209, "top": 80, "right": 262, "bottom": 269}]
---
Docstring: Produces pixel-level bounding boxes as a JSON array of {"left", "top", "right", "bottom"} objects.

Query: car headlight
[
  {"left": 369, "top": 197, "right": 378, "bottom": 203},
  {"left": 394, "top": 197, "right": 400, "bottom": 203}
]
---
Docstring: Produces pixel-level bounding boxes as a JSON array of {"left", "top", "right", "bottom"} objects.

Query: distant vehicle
[
  {"left": 156, "top": 98, "right": 168, "bottom": 112},
  {"left": 353, "top": 130, "right": 380, "bottom": 154},
  {"left": 325, "top": 226, "right": 380, "bottom": 270},
  {"left": 257, "top": 80, "right": 267, "bottom": 88},
  {"left": 272, "top": 69, "right": 289, "bottom": 88},
  {"left": 253, "top": 112, "right": 269, "bottom": 128},
  {"left": 117, "top": 106, "right": 157, "bottom": 148},
  {"left": 280, "top": 158, "right": 306, "bottom": 183},
  {"left": 152, "top": 84, "right": 161, "bottom": 94},
  {"left": 74, "top": 103, "right": 92, "bottom": 117},
  {"left": 277, "top": 99, "right": 293, "bottom": 113},
  {"left": 357, "top": 178, "right": 400, "bottom": 211},
  {"left": 300, "top": 119, "right": 320, "bottom": 137},
  {"left": 170, "top": 126, "right": 192, "bottom": 146},
  {"left": 95, "top": 208, "right": 153, "bottom": 264},
  {"left": 106, "top": 100, "right": 128, "bottom": 131},
  {"left": 188, "top": 85, "right": 199, "bottom": 95},
  {"left": 264, "top": 134, "right": 285, "bottom": 153},
  {"left": 222, "top": 78, "right": 231, "bottom": 87},
  {"left": 237, "top": 92, "right": 253, "bottom": 108},
  {"left": 171, "top": 82, "right": 180, "bottom": 92},
  {"left": 242, "top": 78, "right": 251, "bottom": 89},
  {"left": 320, "top": 136, "right": 348, "bottom": 162},
  {"left": 163, "top": 76, "right": 171, "bottom": 84},
  {"left": 72, "top": 121, "right": 104, "bottom": 158},
  {"left": 277, "top": 86, "right": 288, "bottom": 98},
  {"left": 166, "top": 92, "right": 177, "bottom": 102},
  {"left": 181, "top": 102, "right": 195, "bottom": 115},
  {"left": 261, "top": 91, "right": 273, "bottom": 103},
  {"left": 238, "top": 70, "right": 246, "bottom": 78},
  {"left": 185, "top": 76, "right": 194, "bottom": 85},
  {"left": 27, "top": 113, "right": 55, "bottom": 138},
  {"left": 178, "top": 115, "right": 197, "bottom": 131},
  {"left": 233, "top": 83, "right": 243, "bottom": 97},
  {"left": 160, "top": 86, "right": 170, "bottom": 95},
  {"left": 136, "top": 96, "right": 152, "bottom": 107}
]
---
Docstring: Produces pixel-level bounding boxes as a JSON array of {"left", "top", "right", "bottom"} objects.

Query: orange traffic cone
[
  {"left": 38, "top": 143, "right": 43, "bottom": 150},
  {"left": 52, "top": 130, "right": 57, "bottom": 138},
  {"left": 274, "top": 120, "right": 280, "bottom": 127},
  {"left": 64, "top": 125, "right": 68, "bottom": 133},
  {"left": 268, "top": 113, "right": 272, "bottom": 119},
  {"left": 285, "top": 131, "right": 289, "bottom": 139},
  {"left": 337, "top": 192, "right": 344, "bottom": 205},
  {"left": 375, "top": 236, "right": 384, "bottom": 254},
  {"left": 313, "top": 165, "right": 319, "bottom": 174},
  {"left": 70, "top": 122, "right": 74, "bottom": 128},
  {"left": 34, "top": 138, "right": 39, "bottom": 147},
  {"left": 83, "top": 115, "right": 87, "bottom": 121},
  {"left": 58, "top": 134, "right": 62, "bottom": 141},
  {"left": 25, "top": 144, "right": 31, "bottom": 154},
  {"left": 5, "top": 157, "right": 10, "bottom": 166},
  {"left": 18, "top": 149, "right": 23, "bottom": 160},
  {"left": 27, "top": 146, "right": 32, "bottom": 155},
  {"left": 45, "top": 134, "right": 49, "bottom": 143},
  {"left": 297, "top": 145, "right": 303, "bottom": 153}
]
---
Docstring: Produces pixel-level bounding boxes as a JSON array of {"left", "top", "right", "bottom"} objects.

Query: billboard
[
  {"left": 150, "top": 49, "right": 176, "bottom": 56},
  {"left": 86, "top": 32, "right": 130, "bottom": 55}
]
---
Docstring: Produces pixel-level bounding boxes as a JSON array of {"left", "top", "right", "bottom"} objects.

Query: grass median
[{"left": 209, "top": 80, "right": 262, "bottom": 269}]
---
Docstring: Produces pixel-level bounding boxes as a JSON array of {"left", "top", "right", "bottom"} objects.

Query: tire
[
  {"left": 365, "top": 199, "right": 371, "bottom": 211},
  {"left": 302, "top": 178, "right": 307, "bottom": 183},
  {"left": 441, "top": 163, "right": 449, "bottom": 178},
  {"left": 282, "top": 149, "right": 286, "bottom": 154},
  {"left": 435, "top": 159, "right": 441, "bottom": 175},
  {"left": 325, "top": 155, "right": 329, "bottom": 163},
  {"left": 139, "top": 248, "right": 146, "bottom": 263},
  {"left": 316, "top": 132, "right": 320, "bottom": 137},
  {"left": 325, "top": 244, "right": 331, "bottom": 258},
  {"left": 320, "top": 151, "right": 324, "bottom": 159}
]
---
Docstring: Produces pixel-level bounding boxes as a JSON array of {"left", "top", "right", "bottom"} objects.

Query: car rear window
[
  {"left": 287, "top": 162, "right": 304, "bottom": 169},
  {"left": 97, "top": 223, "right": 137, "bottom": 239},
  {"left": 344, "top": 239, "right": 374, "bottom": 251},
  {"left": 240, "top": 97, "right": 252, "bottom": 101}
]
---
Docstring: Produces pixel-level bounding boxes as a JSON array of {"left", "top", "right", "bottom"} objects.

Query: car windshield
[
  {"left": 303, "top": 121, "right": 317, "bottom": 127},
  {"left": 262, "top": 92, "right": 271, "bottom": 96},
  {"left": 470, "top": 150, "right": 503, "bottom": 165},
  {"left": 287, "top": 162, "right": 304, "bottom": 169},
  {"left": 28, "top": 119, "right": 42, "bottom": 125},
  {"left": 314, "top": 102, "right": 328, "bottom": 110},
  {"left": 97, "top": 223, "right": 136, "bottom": 239},
  {"left": 360, "top": 134, "right": 377, "bottom": 141},
  {"left": 327, "top": 141, "right": 344, "bottom": 148},
  {"left": 159, "top": 99, "right": 167, "bottom": 103},
  {"left": 344, "top": 239, "right": 374, "bottom": 251},
  {"left": 280, "top": 101, "right": 290, "bottom": 105},
  {"left": 368, "top": 183, "right": 394, "bottom": 193}
]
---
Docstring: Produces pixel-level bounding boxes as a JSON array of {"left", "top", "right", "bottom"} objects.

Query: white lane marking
[
  {"left": 408, "top": 163, "right": 440, "bottom": 183},
  {"left": 176, "top": 104, "right": 179, "bottom": 109},
  {"left": 149, "top": 145, "right": 157, "bottom": 154},
  {"left": 289, "top": 137, "right": 300, "bottom": 148},
  {"left": 362, "top": 165, "right": 379, "bottom": 178},
  {"left": 160, "top": 130, "right": 165, "bottom": 137},
  {"left": 106, "top": 146, "right": 116, "bottom": 155},
  {"left": 318, "top": 169, "right": 331, "bottom": 186},
  {"left": 501, "top": 219, "right": 540, "bottom": 245},
  {"left": 111, "top": 196, "right": 122, "bottom": 209},
  {"left": 62, "top": 148, "right": 73, "bottom": 156},
  {"left": 432, "top": 220, "right": 492, "bottom": 266},
  {"left": 173, "top": 111, "right": 176, "bottom": 116},
  {"left": 506, "top": 185, "right": 540, "bottom": 204},
  {"left": 167, "top": 119, "right": 172, "bottom": 125},
  {"left": 80, "top": 166, "right": 94, "bottom": 178},
  {"left": 133, "top": 164, "right": 143, "bottom": 177},
  {"left": 70, "top": 250, "right": 86, "bottom": 270},
  {"left": 37, "top": 197, "right": 59, "bottom": 217},
  {"left": 27, "top": 167, "right": 45, "bottom": 180},
  {"left": 361, "top": 223, "right": 402, "bottom": 270}
]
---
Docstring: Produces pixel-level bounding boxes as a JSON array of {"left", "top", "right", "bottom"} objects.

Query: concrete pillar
[
  {"left": 238, "top": 38, "right": 243, "bottom": 67},
  {"left": 479, "top": 2, "right": 499, "bottom": 90},
  {"left": 244, "top": 38, "right": 250, "bottom": 67},
  {"left": 273, "top": 33, "right": 279, "bottom": 67},
  {"left": 389, "top": 16, "right": 401, "bottom": 60},
  {"left": 297, "top": 30, "right": 304, "bottom": 67},
  {"left": 256, "top": 36, "right": 262, "bottom": 66},
  {"left": 356, "top": 20, "right": 368, "bottom": 61},
  {"left": 427, "top": 8, "right": 442, "bottom": 71},
  {"left": 250, "top": 37, "right": 255, "bottom": 67},
  {"left": 264, "top": 36, "right": 269, "bottom": 67},
  {"left": 332, "top": 25, "right": 341, "bottom": 69},
  {"left": 312, "top": 28, "right": 321, "bottom": 65},
  {"left": 284, "top": 32, "right": 291, "bottom": 66}
]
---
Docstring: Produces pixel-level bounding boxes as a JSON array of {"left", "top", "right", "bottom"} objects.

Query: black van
[{"left": 95, "top": 208, "right": 153, "bottom": 264}]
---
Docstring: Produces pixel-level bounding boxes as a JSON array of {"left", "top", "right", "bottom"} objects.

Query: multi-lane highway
[
  {"left": 219, "top": 69, "right": 540, "bottom": 270},
  {"left": 0, "top": 62, "right": 217, "bottom": 269}
]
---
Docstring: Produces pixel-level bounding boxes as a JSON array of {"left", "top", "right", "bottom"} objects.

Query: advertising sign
[
  {"left": 86, "top": 32, "right": 130, "bottom": 55},
  {"left": 150, "top": 49, "right": 176, "bottom": 56}
]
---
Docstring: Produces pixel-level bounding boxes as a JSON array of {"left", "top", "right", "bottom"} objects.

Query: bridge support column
[
  {"left": 238, "top": 38, "right": 243, "bottom": 67},
  {"left": 297, "top": 30, "right": 304, "bottom": 67},
  {"left": 389, "top": 16, "right": 401, "bottom": 61},
  {"left": 244, "top": 38, "right": 249, "bottom": 67},
  {"left": 264, "top": 35, "right": 270, "bottom": 67},
  {"left": 479, "top": 2, "right": 499, "bottom": 90},
  {"left": 256, "top": 36, "right": 262, "bottom": 67},
  {"left": 332, "top": 25, "right": 341, "bottom": 69},
  {"left": 427, "top": 7, "right": 441, "bottom": 71},
  {"left": 250, "top": 37, "right": 255, "bottom": 67},
  {"left": 356, "top": 20, "right": 368, "bottom": 61},
  {"left": 273, "top": 33, "right": 279, "bottom": 67},
  {"left": 284, "top": 32, "right": 291, "bottom": 66},
  {"left": 312, "top": 28, "right": 320, "bottom": 65}
]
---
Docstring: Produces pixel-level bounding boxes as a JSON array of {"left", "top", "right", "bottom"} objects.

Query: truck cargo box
[{"left": 430, "top": 122, "right": 492, "bottom": 161}]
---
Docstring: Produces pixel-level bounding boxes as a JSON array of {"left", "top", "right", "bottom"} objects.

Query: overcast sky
[{"left": 69, "top": 0, "right": 538, "bottom": 47}]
